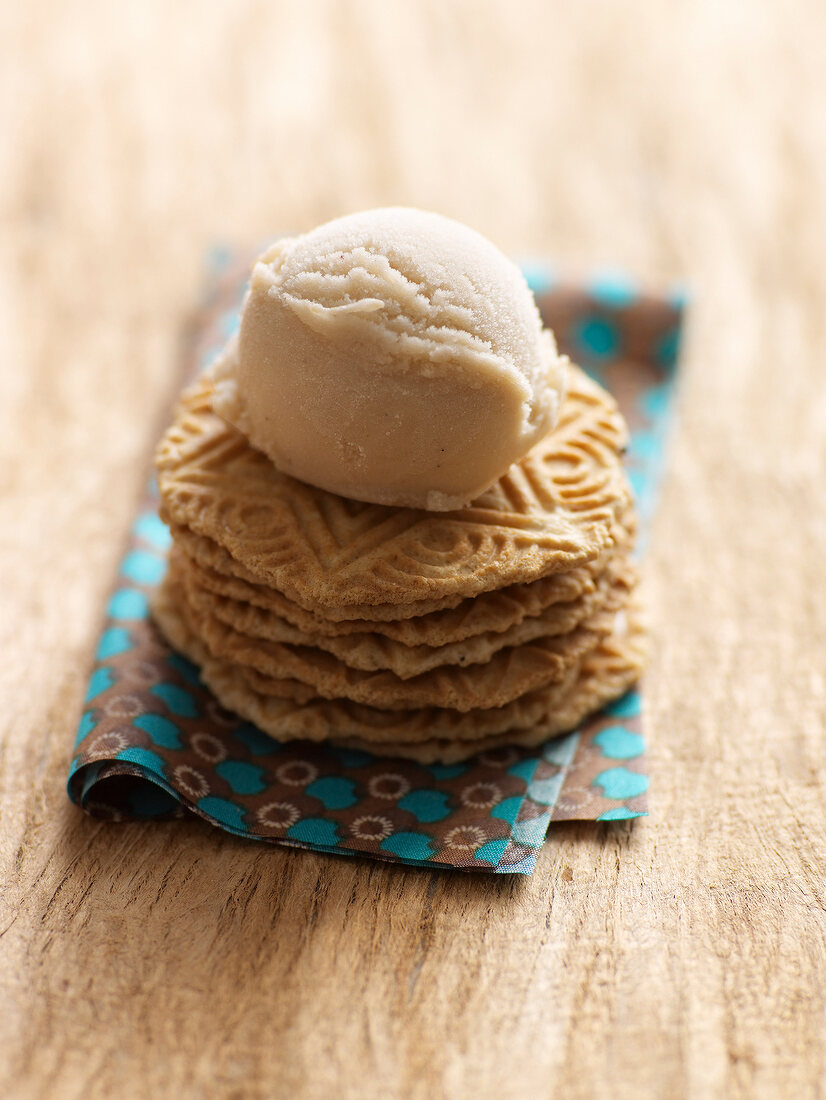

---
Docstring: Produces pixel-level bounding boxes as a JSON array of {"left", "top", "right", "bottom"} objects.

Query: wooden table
[{"left": 3, "top": 3, "right": 825, "bottom": 1096}]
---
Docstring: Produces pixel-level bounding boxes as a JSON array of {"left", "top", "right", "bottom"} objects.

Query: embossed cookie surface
[
  {"left": 173, "top": 546, "right": 635, "bottom": 677},
  {"left": 156, "top": 364, "right": 629, "bottom": 612},
  {"left": 171, "top": 507, "right": 633, "bottom": 640}
]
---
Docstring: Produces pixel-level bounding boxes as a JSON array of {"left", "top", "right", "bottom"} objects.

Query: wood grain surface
[{"left": 2, "top": 2, "right": 826, "bottom": 1097}]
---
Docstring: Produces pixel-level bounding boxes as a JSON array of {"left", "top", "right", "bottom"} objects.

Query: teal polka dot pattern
[
  {"left": 121, "top": 550, "right": 166, "bottom": 586},
  {"left": 215, "top": 761, "right": 268, "bottom": 795},
  {"left": 287, "top": 818, "right": 340, "bottom": 847},
  {"left": 589, "top": 271, "right": 638, "bottom": 308},
  {"left": 234, "top": 723, "right": 282, "bottom": 756},
  {"left": 133, "top": 513, "right": 173, "bottom": 550},
  {"left": 593, "top": 726, "right": 646, "bottom": 760},
  {"left": 149, "top": 683, "right": 199, "bottom": 717},
  {"left": 593, "top": 766, "right": 650, "bottom": 800},
  {"left": 507, "top": 757, "right": 540, "bottom": 783},
  {"left": 574, "top": 315, "right": 620, "bottom": 360},
  {"left": 96, "top": 626, "right": 135, "bottom": 659},
  {"left": 428, "top": 762, "right": 469, "bottom": 781},
  {"left": 107, "top": 589, "right": 149, "bottom": 620},
  {"left": 597, "top": 806, "right": 642, "bottom": 822},
  {"left": 397, "top": 789, "right": 452, "bottom": 823},
  {"left": 166, "top": 652, "right": 201, "bottom": 686},
  {"left": 330, "top": 747, "right": 374, "bottom": 769},
  {"left": 473, "top": 837, "right": 510, "bottom": 865},
  {"left": 380, "top": 832, "right": 436, "bottom": 862},
  {"left": 656, "top": 326, "right": 682, "bottom": 370},
  {"left": 75, "top": 710, "right": 96, "bottom": 746},
  {"left": 198, "top": 796, "right": 248, "bottom": 831},
  {"left": 490, "top": 797, "right": 523, "bottom": 826},
  {"left": 134, "top": 714, "right": 183, "bottom": 749},
  {"left": 66, "top": 257, "right": 684, "bottom": 874},
  {"left": 305, "top": 777, "right": 358, "bottom": 809},
  {"left": 85, "top": 667, "right": 115, "bottom": 702},
  {"left": 605, "top": 690, "right": 642, "bottom": 719},
  {"left": 517, "top": 259, "right": 556, "bottom": 297},
  {"left": 115, "top": 746, "right": 168, "bottom": 772}
]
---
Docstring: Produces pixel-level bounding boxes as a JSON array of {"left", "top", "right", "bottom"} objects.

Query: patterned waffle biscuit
[
  {"left": 170, "top": 505, "right": 634, "bottom": 640},
  {"left": 150, "top": 575, "right": 645, "bottom": 763},
  {"left": 336, "top": 628, "right": 646, "bottom": 764},
  {"left": 164, "top": 570, "right": 627, "bottom": 712},
  {"left": 174, "top": 545, "right": 636, "bottom": 677},
  {"left": 156, "top": 364, "right": 629, "bottom": 614}
]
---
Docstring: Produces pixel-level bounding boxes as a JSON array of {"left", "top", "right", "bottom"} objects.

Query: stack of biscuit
[{"left": 152, "top": 362, "right": 644, "bottom": 764}]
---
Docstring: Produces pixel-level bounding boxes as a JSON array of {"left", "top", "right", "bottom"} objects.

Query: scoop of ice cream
[{"left": 212, "top": 207, "right": 567, "bottom": 510}]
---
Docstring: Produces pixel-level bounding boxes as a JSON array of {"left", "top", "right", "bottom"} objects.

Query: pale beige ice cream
[{"left": 212, "top": 207, "right": 567, "bottom": 510}]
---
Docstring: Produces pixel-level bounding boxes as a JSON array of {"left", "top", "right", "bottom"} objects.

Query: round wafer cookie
[
  {"left": 150, "top": 576, "right": 645, "bottom": 762},
  {"left": 156, "top": 364, "right": 629, "bottom": 613},
  {"left": 335, "top": 620, "right": 646, "bottom": 763},
  {"left": 174, "top": 545, "right": 636, "bottom": 677},
  {"left": 170, "top": 505, "right": 634, "bottom": 639},
  {"left": 153, "top": 576, "right": 590, "bottom": 741},
  {"left": 236, "top": 660, "right": 585, "bottom": 740},
  {"left": 165, "top": 571, "right": 622, "bottom": 712}
]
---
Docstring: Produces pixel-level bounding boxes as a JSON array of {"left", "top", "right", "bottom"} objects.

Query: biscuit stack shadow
[{"left": 152, "top": 364, "right": 645, "bottom": 764}]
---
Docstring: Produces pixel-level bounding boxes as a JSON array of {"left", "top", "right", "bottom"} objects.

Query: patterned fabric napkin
[{"left": 67, "top": 253, "right": 683, "bottom": 874}]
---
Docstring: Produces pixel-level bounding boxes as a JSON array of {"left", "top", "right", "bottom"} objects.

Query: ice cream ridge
[
  {"left": 212, "top": 207, "right": 568, "bottom": 510},
  {"left": 153, "top": 206, "right": 645, "bottom": 763}
]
